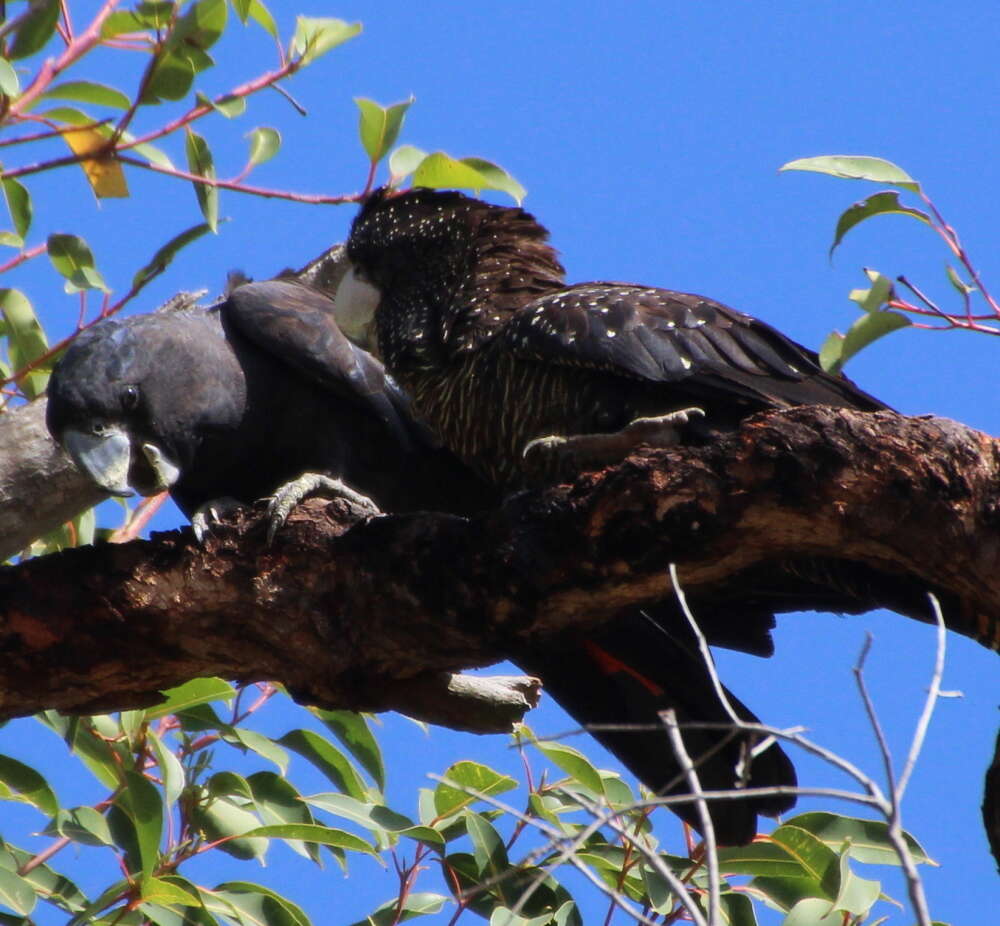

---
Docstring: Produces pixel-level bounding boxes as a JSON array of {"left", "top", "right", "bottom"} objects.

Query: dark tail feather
[{"left": 511, "top": 608, "right": 796, "bottom": 845}]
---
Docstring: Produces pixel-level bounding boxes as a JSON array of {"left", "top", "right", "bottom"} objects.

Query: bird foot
[
  {"left": 522, "top": 407, "right": 705, "bottom": 470},
  {"left": 191, "top": 496, "right": 244, "bottom": 543},
  {"left": 266, "top": 473, "right": 381, "bottom": 543}
]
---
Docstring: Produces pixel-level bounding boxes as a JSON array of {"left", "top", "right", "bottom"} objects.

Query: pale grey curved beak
[
  {"left": 331, "top": 265, "right": 381, "bottom": 352},
  {"left": 61, "top": 426, "right": 134, "bottom": 497}
]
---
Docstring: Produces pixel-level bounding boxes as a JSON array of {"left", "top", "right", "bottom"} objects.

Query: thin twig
[
  {"left": 660, "top": 709, "right": 720, "bottom": 924},
  {"left": 116, "top": 154, "right": 361, "bottom": 205}
]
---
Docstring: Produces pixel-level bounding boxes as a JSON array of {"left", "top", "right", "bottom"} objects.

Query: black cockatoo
[
  {"left": 46, "top": 279, "right": 496, "bottom": 536},
  {"left": 324, "top": 187, "right": 892, "bottom": 843}
]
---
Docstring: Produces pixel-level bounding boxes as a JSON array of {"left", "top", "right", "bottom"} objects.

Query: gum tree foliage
[{"left": 0, "top": 4, "right": 979, "bottom": 925}]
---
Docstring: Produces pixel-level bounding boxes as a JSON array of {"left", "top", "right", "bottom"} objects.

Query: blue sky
[{"left": 2, "top": 1, "right": 999, "bottom": 922}]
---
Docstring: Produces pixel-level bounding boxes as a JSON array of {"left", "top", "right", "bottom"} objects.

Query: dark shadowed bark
[{"left": 2, "top": 406, "right": 997, "bottom": 720}]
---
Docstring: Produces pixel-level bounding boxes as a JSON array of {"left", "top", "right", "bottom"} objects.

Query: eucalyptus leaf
[
  {"left": 829, "top": 191, "right": 930, "bottom": 258},
  {"left": 3, "top": 178, "right": 32, "bottom": 241},
  {"left": 314, "top": 709, "right": 385, "bottom": 790},
  {"left": 784, "top": 811, "right": 935, "bottom": 866},
  {"left": 355, "top": 97, "right": 413, "bottom": 163},
  {"left": 278, "top": 727, "right": 369, "bottom": 800},
  {"left": 821, "top": 310, "right": 910, "bottom": 375},
  {"left": 184, "top": 129, "right": 218, "bottom": 233},
  {"left": 131, "top": 222, "right": 214, "bottom": 291},
  {"left": 0, "top": 754, "right": 58, "bottom": 816},
  {"left": 779, "top": 155, "right": 921, "bottom": 192},
  {"left": 291, "top": 17, "right": 362, "bottom": 65},
  {"left": 433, "top": 761, "right": 517, "bottom": 819},
  {"left": 8, "top": 0, "right": 60, "bottom": 60},
  {"left": 42, "top": 81, "right": 131, "bottom": 110},
  {"left": 47, "top": 234, "right": 109, "bottom": 293},
  {"left": 246, "top": 127, "right": 281, "bottom": 167},
  {"left": 147, "top": 677, "right": 236, "bottom": 719},
  {"left": 0, "top": 60, "right": 20, "bottom": 98}
]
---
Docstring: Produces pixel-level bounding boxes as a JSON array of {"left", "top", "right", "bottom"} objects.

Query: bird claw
[
  {"left": 191, "top": 496, "right": 244, "bottom": 543},
  {"left": 522, "top": 407, "right": 706, "bottom": 472},
  {"left": 266, "top": 473, "right": 381, "bottom": 544}
]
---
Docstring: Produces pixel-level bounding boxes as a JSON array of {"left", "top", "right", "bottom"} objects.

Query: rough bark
[{"left": 2, "top": 406, "right": 997, "bottom": 727}]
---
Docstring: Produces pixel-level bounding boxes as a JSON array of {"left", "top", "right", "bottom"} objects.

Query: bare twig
[{"left": 660, "top": 709, "right": 720, "bottom": 923}]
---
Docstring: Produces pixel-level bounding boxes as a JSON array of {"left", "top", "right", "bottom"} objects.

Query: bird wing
[
  {"left": 500, "top": 284, "right": 887, "bottom": 411},
  {"left": 224, "top": 280, "right": 420, "bottom": 447}
]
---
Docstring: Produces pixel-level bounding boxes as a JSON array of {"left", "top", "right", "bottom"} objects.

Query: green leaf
[
  {"left": 305, "top": 792, "right": 443, "bottom": 847},
  {"left": 209, "top": 882, "right": 311, "bottom": 926},
  {"left": 465, "top": 811, "right": 509, "bottom": 884},
  {"left": 779, "top": 155, "right": 921, "bottom": 193},
  {"left": 389, "top": 145, "right": 429, "bottom": 180},
  {"left": 770, "top": 824, "right": 840, "bottom": 888},
  {"left": 458, "top": 157, "right": 527, "bottom": 205},
  {"left": 849, "top": 268, "right": 896, "bottom": 312},
  {"left": 0, "top": 60, "right": 20, "bottom": 98},
  {"left": 41, "top": 81, "right": 131, "bottom": 110},
  {"left": 208, "top": 771, "right": 254, "bottom": 801},
  {"left": 945, "top": 264, "right": 975, "bottom": 296},
  {"left": 829, "top": 191, "right": 931, "bottom": 258},
  {"left": 785, "top": 811, "right": 935, "bottom": 866},
  {"left": 184, "top": 129, "right": 218, "bottom": 233},
  {"left": 433, "top": 761, "right": 518, "bottom": 819},
  {"left": 171, "top": 0, "right": 228, "bottom": 52},
  {"left": 101, "top": 4, "right": 173, "bottom": 37},
  {"left": 242, "top": 823, "right": 379, "bottom": 857},
  {"left": 223, "top": 726, "right": 289, "bottom": 773},
  {"left": 147, "top": 678, "right": 236, "bottom": 719},
  {"left": 140, "top": 876, "right": 200, "bottom": 907},
  {"left": 351, "top": 892, "right": 448, "bottom": 926},
  {"left": 194, "top": 795, "right": 267, "bottom": 861},
  {"left": 291, "top": 17, "right": 362, "bottom": 65},
  {"left": 47, "top": 233, "right": 109, "bottom": 292},
  {"left": 831, "top": 850, "right": 880, "bottom": 916},
  {"left": 820, "top": 310, "right": 910, "bottom": 375},
  {"left": 718, "top": 843, "right": 816, "bottom": 891},
  {"left": 3, "top": 177, "right": 32, "bottom": 241},
  {"left": 0, "top": 754, "right": 58, "bottom": 816},
  {"left": 0, "top": 867, "right": 35, "bottom": 916},
  {"left": 412, "top": 151, "right": 526, "bottom": 203},
  {"left": 782, "top": 897, "right": 835, "bottom": 925},
  {"left": 247, "top": 771, "right": 318, "bottom": 861},
  {"left": 0, "top": 232, "right": 23, "bottom": 249},
  {"left": 131, "top": 222, "right": 214, "bottom": 291},
  {"left": 46, "top": 806, "right": 114, "bottom": 847},
  {"left": 37, "top": 713, "right": 123, "bottom": 789},
  {"left": 116, "top": 770, "right": 164, "bottom": 876},
  {"left": 0, "top": 845, "right": 88, "bottom": 914},
  {"left": 716, "top": 893, "right": 757, "bottom": 926},
  {"left": 0, "top": 288, "right": 49, "bottom": 398},
  {"left": 314, "top": 709, "right": 385, "bottom": 791},
  {"left": 195, "top": 91, "right": 247, "bottom": 119},
  {"left": 246, "top": 127, "right": 281, "bottom": 167},
  {"left": 531, "top": 738, "right": 604, "bottom": 797},
  {"left": 8, "top": 0, "right": 60, "bottom": 60},
  {"left": 355, "top": 97, "right": 413, "bottom": 164},
  {"left": 278, "top": 728, "right": 369, "bottom": 800}
]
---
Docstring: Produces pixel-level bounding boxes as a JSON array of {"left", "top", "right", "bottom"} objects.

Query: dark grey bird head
[
  {"left": 46, "top": 311, "right": 242, "bottom": 498},
  {"left": 336, "top": 187, "right": 565, "bottom": 371}
]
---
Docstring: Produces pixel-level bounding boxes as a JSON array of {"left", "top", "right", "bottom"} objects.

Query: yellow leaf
[{"left": 63, "top": 127, "right": 129, "bottom": 198}]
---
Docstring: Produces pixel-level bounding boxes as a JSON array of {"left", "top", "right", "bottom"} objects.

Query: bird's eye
[{"left": 122, "top": 384, "right": 140, "bottom": 410}]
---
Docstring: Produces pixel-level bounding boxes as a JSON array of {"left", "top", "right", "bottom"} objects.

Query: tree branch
[{"left": 1, "top": 407, "right": 998, "bottom": 728}]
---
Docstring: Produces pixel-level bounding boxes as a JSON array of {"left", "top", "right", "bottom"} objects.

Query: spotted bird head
[{"left": 336, "top": 188, "right": 565, "bottom": 375}]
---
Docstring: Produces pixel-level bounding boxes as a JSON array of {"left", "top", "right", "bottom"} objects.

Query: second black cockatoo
[
  {"left": 325, "top": 187, "right": 893, "bottom": 843},
  {"left": 46, "top": 279, "right": 496, "bottom": 535}
]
